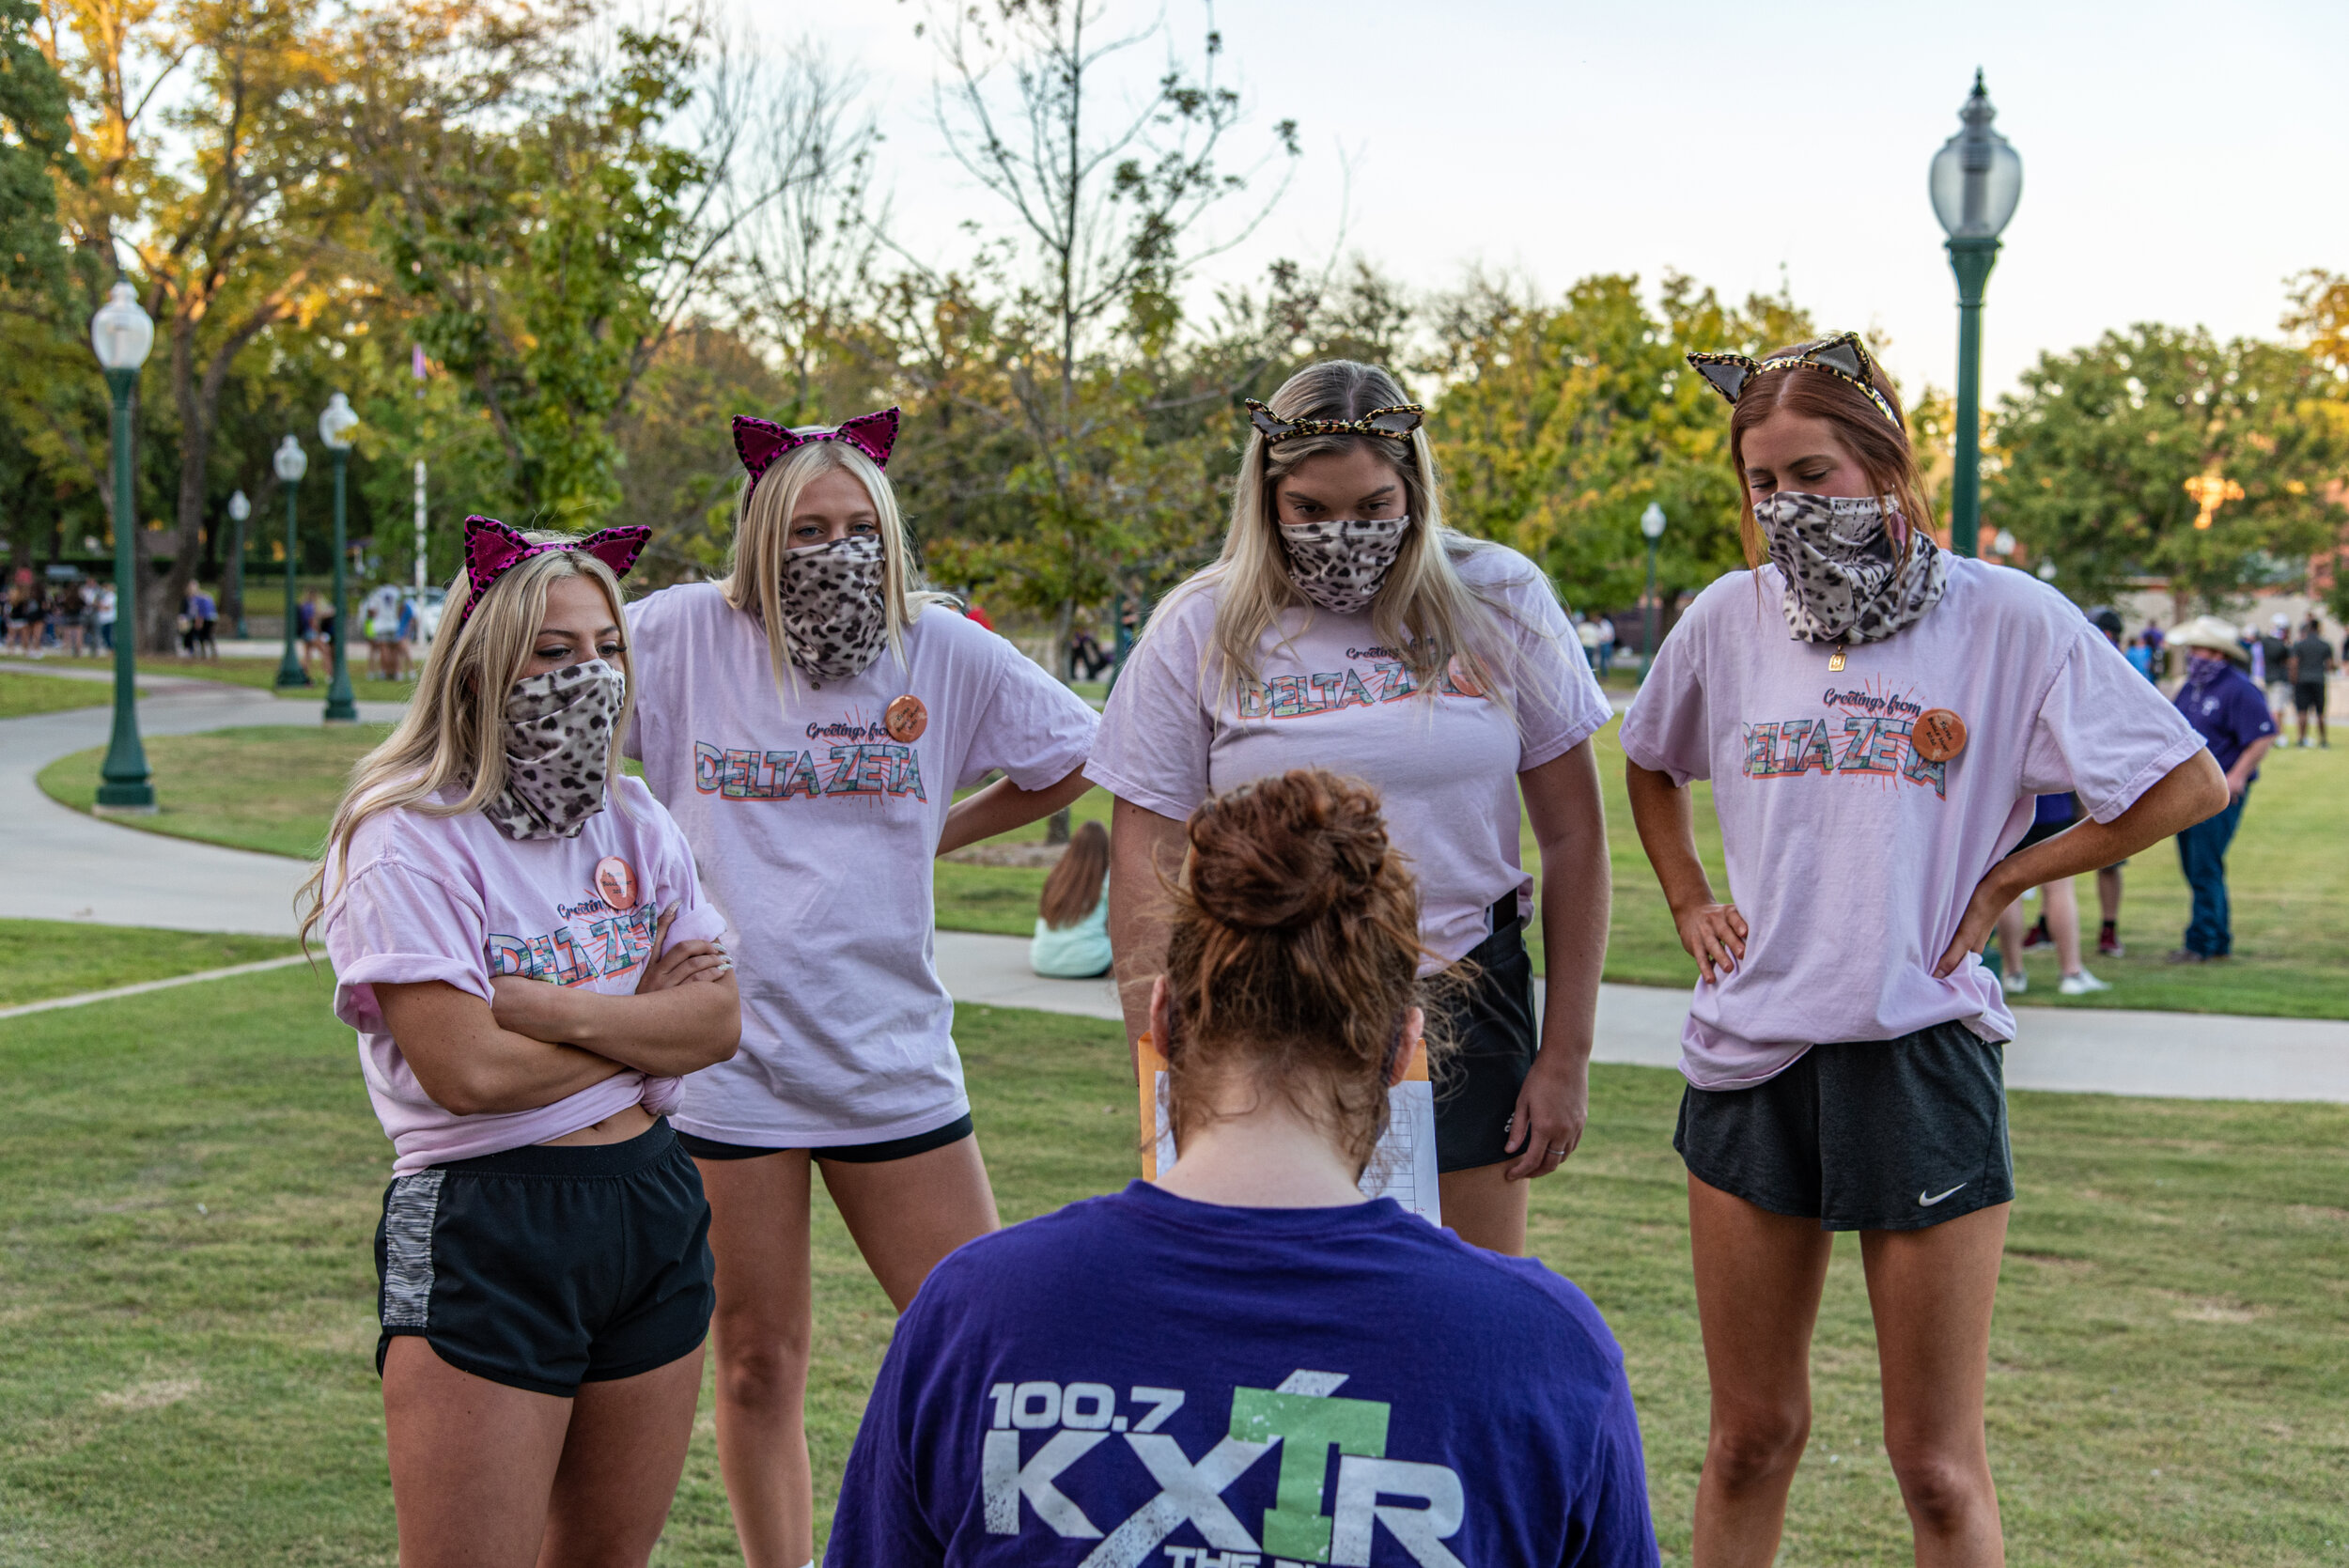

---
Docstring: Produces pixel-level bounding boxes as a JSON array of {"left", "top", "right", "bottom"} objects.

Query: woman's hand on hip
[
  {"left": 1675, "top": 901, "right": 1749, "bottom": 984},
  {"left": 1935, "top": 873, "right": 2012, "bottom": 979},
  {"left": 1502, "top": 1048, "right": 1590, "bottom": 1182}
]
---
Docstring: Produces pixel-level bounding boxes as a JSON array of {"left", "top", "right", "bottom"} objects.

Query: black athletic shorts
[
  {"left": 1425, "top": 895, "right": 1540, "bottom": 1174},
  {"left": 2295, "top": 682, "right": 2326, "bottom": 714},
  {"left": 1673, "top": 1020, "right": 2015, "bottom": 1232},
  {"left": 374, "top": 1119, "right": 713, "bottom": 1396},
  {"left": 676, "top": 1111, "right": 975, "bottom": 1164}
]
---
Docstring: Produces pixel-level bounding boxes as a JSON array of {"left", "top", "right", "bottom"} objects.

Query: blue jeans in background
[{"left": 2175, "top": 788, "right": 2248, "bottom": 955}]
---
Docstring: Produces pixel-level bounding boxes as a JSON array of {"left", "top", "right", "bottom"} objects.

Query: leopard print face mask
[
  {"left": 1278, "top": 515, "right": 1410, "bottom": 616},
  {"left": 778, "top": 535, "right": 888, "bottom": 684},
  {"left": 481, "top": 660, "right": 625, "bottom": 841},
  {"left": 1752, "top": 493, "right": 1948, "bottom": 645}
]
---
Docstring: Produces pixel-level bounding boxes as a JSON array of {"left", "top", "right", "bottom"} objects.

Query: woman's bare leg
[
  {"left": 1860, "top": 1204, "right": 2010, "bottom": 1568},
  {"left": 1438, "top": 1161, "right": 1529, "bottom": 1255},
  {"left": 821, "top": 1136, "right": 1002, "bottom": 1311},
  {"left": 382, "top": 1336, "right": 572, "bottom": 1568},
  {"left": 1688, "top": 1174, "right": 1836, "bottom": 1568},
  {"left": 1993, "top": 899, "right": 2029, "bottom": 984},
  {"left": 694, "top": 1151, "right": 817, "bottom": 1568},
  {"left": 2044, "top": 877, "right": 2084, "bottom": 976},
  {"left": 534, "top": 1348, "right": 706, "bottom": 1568}
]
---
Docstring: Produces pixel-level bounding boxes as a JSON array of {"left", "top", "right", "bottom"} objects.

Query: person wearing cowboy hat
[{"left": 2167, "top": 614, "right": 2278, "bottom": 963}]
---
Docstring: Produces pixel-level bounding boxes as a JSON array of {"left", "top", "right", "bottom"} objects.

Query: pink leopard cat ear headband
[
  {"left": 458, "top": 516, "right": 650, "bottom": 629},
  {"left": 731, "top": 408, "right": 901, "bottom": 495}
]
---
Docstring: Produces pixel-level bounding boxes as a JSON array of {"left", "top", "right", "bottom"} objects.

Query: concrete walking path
[
  {"left": 934, "top": 931, "right": 2349, "bottom": 1104},
  {"left": 6, "top": 701, "right": 2345, "bottom": 1103},
  {"left": 0, "top": 684, "right": 406, "bottom": 936}
]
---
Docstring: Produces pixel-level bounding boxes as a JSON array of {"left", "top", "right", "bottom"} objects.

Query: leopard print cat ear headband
[
  {"left": 459, "top": 516, "right": 649, "bottom": 630},
  {"left": 1685, "top": 332, "right": 1903, "bottom": 431},
  {"left": 1245, "top": 398, "right": 1424, "bottom": 444},
  {"left": 731, "top": 408, "right": 900, "bottom": 496}
]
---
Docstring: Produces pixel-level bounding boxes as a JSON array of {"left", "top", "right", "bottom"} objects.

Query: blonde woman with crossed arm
[{"left": 1089, "top": 360, "right": 1614, "bottom": 1255}]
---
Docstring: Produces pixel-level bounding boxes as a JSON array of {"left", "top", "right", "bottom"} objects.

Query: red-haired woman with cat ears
[{"left": 1621, "top": 334, "right": 2225, "bottom": 1565}]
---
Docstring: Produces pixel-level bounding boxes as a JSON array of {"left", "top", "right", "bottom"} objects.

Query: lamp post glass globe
[
  {"left": 319, "top": 391, "right": 358, "bottom": 450},
  {"left": 1639, "top": 503, "right": 1666, "bottom": 680},
  {"left": 1992, "top": 528, "right": 2016, "bottom": 557},
  {"left": 90, "top": 280, "right": 154, "bottom": 371},
  {"left": 2036, "top": 559, "right": 2058, "bottom": 582},
  {"left": 1930, "top": 70, "right": 2024, "bottom": 241},
  {"left": 274, "top": 435, "right": 308, "bottom": 483},
  {"left": 228, "top": 489, "right": 250, "bottom": 522},
  {"left": 1640, "top": 503, "right": 1667, "bottom": 541}
]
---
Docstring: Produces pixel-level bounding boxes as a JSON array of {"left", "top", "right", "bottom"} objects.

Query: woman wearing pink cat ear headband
[{"left": 618, "top": 409, "right": 1099, "bottom": 1567}]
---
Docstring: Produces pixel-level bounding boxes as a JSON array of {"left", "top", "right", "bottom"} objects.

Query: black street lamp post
[
  {"left": 226, "top": 489, "right": 251, "bottom": 639},
  {"left": 90, "top": 281, "right": 155, "bottom": 814},
  {"left": 319, "top": 393, "right": 360, "bottom": 723},
  {"left": 273, "top": 436, "right": 310, "bottom": 688},
  {"left": 1639, "top": 502, "right": 1667, "bottom": 677},
  {"left": 1930, "top": 70, "right": 2024, "bottom": 558}
]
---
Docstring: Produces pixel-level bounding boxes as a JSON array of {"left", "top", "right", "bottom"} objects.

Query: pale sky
[{"left": 720, "top": 0, "right": 2349, "bottom": 404}]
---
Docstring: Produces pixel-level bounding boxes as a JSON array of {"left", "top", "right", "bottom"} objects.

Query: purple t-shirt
[
  {"left": 1619, "top": 560, "right": 2204, "bottom": 1089},
  {"left": 625, "top": 584, "right": 1099, "bottom": 1145},
  {"left": 322, "top": 776, "right": 728, "bottom": 1173},
  {"left": 2173, "top": 660, "right": 2276, "bottom": 778},
  {"left": 1086, "top": 543, "right": 1611, "bottom": 968},
  {"left": 825, "top": 1182, "right": 1658, "bottom": 1567}
]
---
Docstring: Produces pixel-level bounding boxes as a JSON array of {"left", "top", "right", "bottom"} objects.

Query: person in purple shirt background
[
  {"left": 825, "top": 770, "right": 1657, "bottom": 1567},
  {"left": 2165, "top": 616, "right": 2279, "bottom": 962}
]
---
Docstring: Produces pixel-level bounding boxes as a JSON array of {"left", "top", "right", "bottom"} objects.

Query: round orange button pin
[
  {"left": 1913, "top": 708, "right": 1967, "bottom": 763},
  {"left": 884, "top": 694, "right": 928, "bottom": 744}
]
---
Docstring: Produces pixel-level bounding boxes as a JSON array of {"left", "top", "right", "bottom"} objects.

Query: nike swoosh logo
[{"left": 1919, "top": 1184, "right": 1968, "bottom": 1206}]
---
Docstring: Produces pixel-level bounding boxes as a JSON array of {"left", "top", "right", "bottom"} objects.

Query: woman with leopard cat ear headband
[
  {"left": 616, "top": 408, "right": 1097, "bottom": 1568},
  {"left": 1087, "top": 357, "right": 1615, "bottom": 1258},
  {"left": 303, "top": 517, "right": 741, "bottom": 1566},
  {"left": 1619, "top": 332, "right": 2228, "bottom": 1565}
]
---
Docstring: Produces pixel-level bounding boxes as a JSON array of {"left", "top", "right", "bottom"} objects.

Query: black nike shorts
[
  {"left": 1673, "top": 1020, "right": 2015, "bottom": 1232},
  {"left": 675, "top": 1111, "right": 975, "bottom": 1164},
  {"left": 1425, "top": 895, "right": 1540, "bottom": 1174},
  {"left": 374, "top": 1119, "right": 714, "bottom": 1396}
]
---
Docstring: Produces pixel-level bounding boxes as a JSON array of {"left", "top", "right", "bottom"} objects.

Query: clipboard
[{"left": 1135, "top": 1031, "right": 1441, "bottom": 1223}]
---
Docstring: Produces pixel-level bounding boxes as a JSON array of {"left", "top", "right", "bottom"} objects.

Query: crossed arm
[
  {"left": 1624, "top": 749, "right": 2229, "bottom": 985},
  {"left": 376, "top": 914, "right": 740, "bottom": 1118}
]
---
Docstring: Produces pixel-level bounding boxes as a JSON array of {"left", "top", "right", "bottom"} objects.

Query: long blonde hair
[
  {"left": 718, "top": 440, "right": 956, "bottom": 704},
  {"left": 296, "top": 544, "right": 636, "bottom": 949},
  {"left": 1163, "top": 360, "right": 1537, "bottom": 704}
]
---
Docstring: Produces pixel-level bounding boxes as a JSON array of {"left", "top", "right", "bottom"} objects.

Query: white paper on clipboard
[{"left": 1136, "top": 1032, "right": 1441, "bottom": 1224}]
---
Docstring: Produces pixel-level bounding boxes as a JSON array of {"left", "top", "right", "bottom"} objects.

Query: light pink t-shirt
[
  {"left": 625, "top": 584, "right": 1099, "bottom": 1145},
  {"left": 324, "top": 775, "right": 729, "bottom": 1173},
  {"left": 1618, "top": 558, "right": 2206, "bottom": 1089},
  {"left": 1086, "top": 542, "right": 1610, "bottom": 968}
]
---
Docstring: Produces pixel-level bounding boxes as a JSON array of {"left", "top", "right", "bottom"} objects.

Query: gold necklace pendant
[{"left": 1828, "top": 644, "right": 1847, "bottom": 672}]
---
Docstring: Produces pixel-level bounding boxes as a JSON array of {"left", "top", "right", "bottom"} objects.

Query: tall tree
[
  {"left": 1989, "top": 323, "right": 2348, "bottom": 612},
  {"left": 920, "top": 0, "right": 1297, "bottom": 665},
  {"left": 38, "top": 0, "right": 361, "bottom": 649}
]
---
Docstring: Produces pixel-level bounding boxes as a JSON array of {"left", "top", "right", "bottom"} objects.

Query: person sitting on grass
[
  {"left": 1029, "top": 818, "right": 1112, "bottom": 978},
  {"left": 826, "top": 768, "right": 1659, "bottom": 1566},
  {"left": 303, "top": 516, "right": 740, "bottom": 1568}
]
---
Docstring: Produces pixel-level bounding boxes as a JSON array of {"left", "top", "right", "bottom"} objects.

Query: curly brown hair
[{"left": 1160, "top": 768, "right": 1435, "bottom": 1172}]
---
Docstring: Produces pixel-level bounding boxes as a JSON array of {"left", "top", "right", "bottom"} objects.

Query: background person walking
[
  {"left": 2290, "top": 616, "right": 2332, "bottom": 748},
  {"left": 2165, "top": 615, "right": 2279, "bottom": 964}
]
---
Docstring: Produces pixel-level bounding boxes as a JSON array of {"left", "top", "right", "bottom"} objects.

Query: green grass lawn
[
  {"left": 35, "top": 653, "right": 416, "bottom": 705},
  {"left": 0, "top": 919, "right": 300, "bottom": 1008},
  {"left": 2, "top": 970, "right": 2341, "bottom": 1564},
  {"left": 37, "top": 720, "right": 2349, "bottom": 1019},
  {"left": 0, "top": 670, "right": 111, "bottom": 718},
  {"left": 39, "top": 725, "right": 392, "bottom": 861}
]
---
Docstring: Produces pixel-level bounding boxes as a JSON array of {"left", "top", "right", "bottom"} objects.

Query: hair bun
[{"left": 1186, "top": 770, "right": 1391, "bottom": 933}]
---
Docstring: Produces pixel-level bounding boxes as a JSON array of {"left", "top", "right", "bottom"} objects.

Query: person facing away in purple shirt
[
  {"left": 826, "top": 769, "right": 1657, "bottom": 1568},
  {"left": 2166, "top": 617, "right": 2278, "bottom": 961}
]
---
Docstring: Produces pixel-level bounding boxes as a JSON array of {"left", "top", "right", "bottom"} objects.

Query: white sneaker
[
  {"left": 2059, "top": 970, "right": 2113, "bottom": 996},
  {"left": 2001, "top": 969, "right": 2029, "bottom": 996}
]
